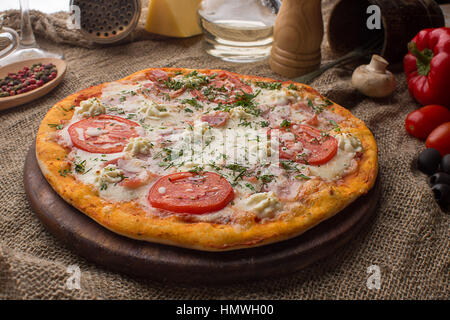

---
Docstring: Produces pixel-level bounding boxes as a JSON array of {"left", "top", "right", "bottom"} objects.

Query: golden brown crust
[{"left": 36, "top": 68, "right": 378, "bottom": 251}]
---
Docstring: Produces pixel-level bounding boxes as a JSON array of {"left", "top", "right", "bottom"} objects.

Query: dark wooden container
[{"left": 328, "top": 0, "right": 445, "bottom": 62}]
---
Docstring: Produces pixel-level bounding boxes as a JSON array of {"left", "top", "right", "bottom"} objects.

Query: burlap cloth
[{"left": 0, "top": 1, "right": 448, "bottom": 299}]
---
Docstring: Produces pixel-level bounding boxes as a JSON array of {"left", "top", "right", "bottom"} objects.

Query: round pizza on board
[{"left": 36, "top": 68, "right": 378, "bottom": 251}]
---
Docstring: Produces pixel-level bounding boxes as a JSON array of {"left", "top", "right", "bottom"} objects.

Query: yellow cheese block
[{"left": 145, "top": 0, "right": 203, "bottom": 38}]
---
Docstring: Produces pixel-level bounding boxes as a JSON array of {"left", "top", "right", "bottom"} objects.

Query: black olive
[
  {"left": 418, "top": 148, "right": 442, "bottom": 175},
  {"left": 431, "top": 184, "right": 450, "bottom": 207},
  {"left": 429, "top": 172, "right": 450, "bottom": 186},
  {"left": 441, "top": 154, "right": 450, "bottom": 175}
]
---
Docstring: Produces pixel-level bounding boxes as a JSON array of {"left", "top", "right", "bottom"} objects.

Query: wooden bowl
[{"left": 0, "top": 58, "right": 67, "bottom": 111}]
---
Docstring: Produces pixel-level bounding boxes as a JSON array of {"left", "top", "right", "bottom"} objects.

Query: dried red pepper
[{"left": 403, "top": 27, "right": 450, "bottom": 108}]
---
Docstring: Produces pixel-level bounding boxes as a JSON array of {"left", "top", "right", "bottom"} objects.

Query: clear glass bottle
[{"left": 198, "top": 0, "right": 279, "bottom": 63}]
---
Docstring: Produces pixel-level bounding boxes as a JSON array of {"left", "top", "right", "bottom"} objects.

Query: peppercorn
[{"left": 0, "top": 62, "right": 57, "bottom": 98}]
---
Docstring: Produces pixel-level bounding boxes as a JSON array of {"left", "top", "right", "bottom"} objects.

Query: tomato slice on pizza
[
  {"left": 272, "top": 124, "right": 338, "bottom": 165},
  {"left": 192, "top": 71, "right": 253, "bottom": 104},
  {"left": 148, "top": 172, "right": 235, "bottom": 214},
  {"left": 68, "top": 115, "right": 140, "bottom": 154}
]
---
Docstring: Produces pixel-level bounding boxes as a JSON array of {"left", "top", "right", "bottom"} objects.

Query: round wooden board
[{"left": 24, "top": 142, "right": 380, "bottom": 284}]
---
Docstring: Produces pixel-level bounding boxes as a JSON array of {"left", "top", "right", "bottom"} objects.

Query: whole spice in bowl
[{"left": 0, "top": 63, "right": 57, "bottom": 97}]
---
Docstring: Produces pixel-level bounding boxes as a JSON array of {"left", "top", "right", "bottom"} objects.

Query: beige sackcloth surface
[{"left": 0, "top": 1, "right": 448, "bottom": 299}]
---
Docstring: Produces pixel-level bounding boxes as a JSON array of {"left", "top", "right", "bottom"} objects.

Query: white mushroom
[{"left": 351, "top": 54, "right": 396, "bottom": 98}]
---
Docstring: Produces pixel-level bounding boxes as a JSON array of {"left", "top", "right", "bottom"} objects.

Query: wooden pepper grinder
[{"left": 270, "top": 0, "right": 323, "bottom": 78}]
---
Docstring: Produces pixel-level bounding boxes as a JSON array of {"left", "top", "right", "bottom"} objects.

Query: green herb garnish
[
  {"left": 48, "top": 123, "right": 64, "bottom": 130},
  {"left": 330, "top": 120, "right": 341, "bottom": 132},
  {"left": 280, "top": 119, "right": 291, "bottom": 128},
  {"left": 255, "top": 81, "right": 282, "bottom": 90},
  {"left": 74, "top": 160, "right": 86, "bottom": 174},
  {"left": 258, "top": 174, "right": 275, "bottom": 184},
  {"left": 260, "top": 121, "right": 269, "bottom": 128}
]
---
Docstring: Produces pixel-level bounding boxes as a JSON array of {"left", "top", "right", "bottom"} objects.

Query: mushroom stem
[{"left": 367, "top": 54, "right": 389, "bottom": 73}]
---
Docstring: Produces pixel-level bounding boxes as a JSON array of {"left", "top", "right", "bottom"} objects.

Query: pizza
[{"left": 36, "top": 68, "right": 378, "bottom": 251}]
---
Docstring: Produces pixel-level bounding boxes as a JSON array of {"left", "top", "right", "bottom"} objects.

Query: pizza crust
[{"left": 36, "top": 68, "right": 378, "bottom": 251}]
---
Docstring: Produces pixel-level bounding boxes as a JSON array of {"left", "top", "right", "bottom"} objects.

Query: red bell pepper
[{"left": 404, "top": 27, "right": 450, "bottom": 108}]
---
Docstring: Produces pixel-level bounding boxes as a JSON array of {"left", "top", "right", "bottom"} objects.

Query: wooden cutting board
[{"left": 24, "top": 142, "right": 380, "bottom": 284}]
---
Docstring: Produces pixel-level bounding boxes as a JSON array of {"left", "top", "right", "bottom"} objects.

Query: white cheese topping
[
  {"left": 245, "top": 192, "right": 282, "bottom": 219},
  {"left": 85, "top": 127, "right": 106, "bottom": 137},
  {"left": 75, "top": 127, "right": 85, "bottom": 141},
  {"left": 337, "top": 133, "right": 363, "bottom": 153},
  {"left": 230, "top": 106, "right": 251, "bottom": 120},
  {"left": 158, "top": 187, "right": 166, "bottom": 194},
  {"left": 125, "top": 137, "right": 153, "bottom": 156},
  {"left": 139, "top": 101, "right": 170, "bottom": 119},
  {"left": 256, "top": 88, "right": 299, "bottom": 106},
  {"left": 97, "top": 164, "right": 124, "bottom": 184},
  {"left": 75, "top": 98, "right": 106, "bottom": 118}
]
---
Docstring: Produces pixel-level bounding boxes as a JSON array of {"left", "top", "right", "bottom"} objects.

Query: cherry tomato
[
  {"left": 426, "top": 122, "right": 450, "bottom": 156},
  {"left": 405, "top": 105, "right": 450, "bottom": 139},
  {"left": 148, "top": 172, "right": 234, "bottom": 214}
]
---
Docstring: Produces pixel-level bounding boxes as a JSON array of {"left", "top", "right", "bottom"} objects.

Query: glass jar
[{"left": 198, "top": 0, "right": 279, "bottom": 62}]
